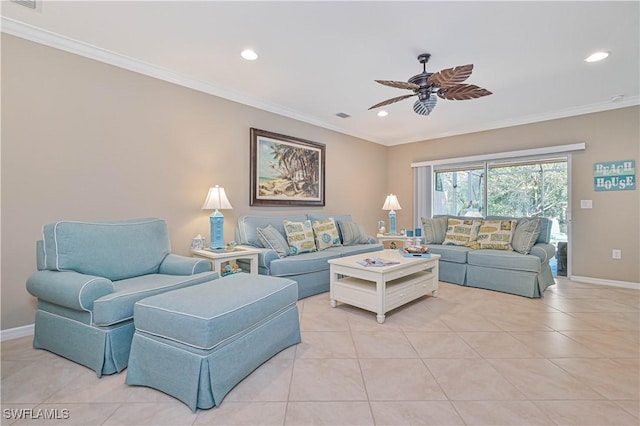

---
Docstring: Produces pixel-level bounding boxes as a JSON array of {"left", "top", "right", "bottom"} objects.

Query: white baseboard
[
  {"left": 570, "top": 275, "right": 640, "bottom": 290},
  {"left": 0, "top": 324, "right": 34, "bottom": 342}
]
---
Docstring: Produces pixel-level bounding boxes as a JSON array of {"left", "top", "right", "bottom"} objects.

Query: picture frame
[{"left": 250, "top": 128, "right": 325, "bottom": 206}]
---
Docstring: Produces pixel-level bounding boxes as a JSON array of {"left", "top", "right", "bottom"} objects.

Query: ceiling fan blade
[
  {"left": 437, "top": 84, "right": 492, "bottom": 100},
  {"left": 428, "top": 64, "right": 474, "bottom": 88},
  {"left": 375, "top": 80, "right": 420, "bottom": 90},
  {"left": 368, "top": 93, "right": 417, "bottom": 110}
]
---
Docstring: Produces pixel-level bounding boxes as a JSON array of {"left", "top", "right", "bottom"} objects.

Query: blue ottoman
[{"left": 125, "top": 273, "right": 300, "bottom": 411}]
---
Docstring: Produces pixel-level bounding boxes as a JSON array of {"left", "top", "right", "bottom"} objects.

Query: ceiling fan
[{"left": 369, "top": 53, "right": 492, "bottom": 116}]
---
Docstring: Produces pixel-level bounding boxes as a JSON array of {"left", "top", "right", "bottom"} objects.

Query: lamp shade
[
  {"left": 382, "top": 194, "right": 402, "bottom": 211},
  {"left": 202, "top": 185, "right": 233, "bottom": 210}
]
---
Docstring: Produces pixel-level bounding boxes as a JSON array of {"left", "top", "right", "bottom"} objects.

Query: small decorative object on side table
[{"left": 191, "top": 246, "right": 260, "bottom": 275}]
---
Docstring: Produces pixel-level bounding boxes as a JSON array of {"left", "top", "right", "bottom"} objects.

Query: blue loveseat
[
  {"left": 422, "top": 215, "right": 556, "bottom": 298},
  {"left": 26, "top": 218, "right": 219, "bottom": 376},
  {"left": 235, "top": 213, "right": 383, "bottom": 298}
]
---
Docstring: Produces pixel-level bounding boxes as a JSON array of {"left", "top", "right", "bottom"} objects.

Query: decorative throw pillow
[
  {"left": 511, "top": 217, "right": 542, "bottom": 254},
  {"left": 283, "top": 220, "right": 317, "bottom": 255},
  {"left": 421, "top": 216, "right": 448, "bottom": 244},
  {"left": 442, "top": 218, "right": 482, "bottom": 247},
  {"left": 476, "top": 220, "right": 517, "bottom": 250},
  {"left": 337, "top": 220, "right": 370, "bottom": 245},
  {"left": 311, "top": 218, "right": 342, "bottom": 250},
  {"left": 257, "top": 224, "right": 290, "bottom": 258}
]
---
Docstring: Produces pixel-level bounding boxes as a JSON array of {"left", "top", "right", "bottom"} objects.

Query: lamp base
[
  {"left": 209, "top": 210, "right": 225, "bottom": 250},
  {"left": 388, "top": 210, "right": 397, "bottom": 235}
]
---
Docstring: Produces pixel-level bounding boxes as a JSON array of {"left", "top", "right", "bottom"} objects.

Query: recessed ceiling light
[
  {"left": 241, "top": 49, "right": 258, "bottom": 61},
  {"left": 585, "top": 51, "right": 609, "bottom": 63},
  {"left": 377, "top": 111, "right": 388, "bottom": 117}
]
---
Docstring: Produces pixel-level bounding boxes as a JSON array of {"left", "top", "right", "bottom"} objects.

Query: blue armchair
[{"left": 26, "top": 218, "right": 219, "bottom": 377}]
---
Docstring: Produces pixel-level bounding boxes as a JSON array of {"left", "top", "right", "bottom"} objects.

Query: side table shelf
[{"left": 191, "top": 247, "right": 260, "bottom": 275}]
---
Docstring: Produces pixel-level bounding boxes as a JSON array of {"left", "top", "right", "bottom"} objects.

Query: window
[
  {"left": 434, "top": 164, "right": 484, "bottom": 217},
  {"left": 433, "top": 157, "right": 567, "bottom": 231},
  {"left": 487, "top": 159, "right": 567, "bottom": 219}
]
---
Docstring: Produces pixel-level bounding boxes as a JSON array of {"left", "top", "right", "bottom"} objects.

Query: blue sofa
[
  {"left": 235, "top": 213, "right": 383, "bottom": 298},
  {"left": 422, "top": 216, "right": 556, "bottom": 298},
  {"left": 26, "top": 218, "right": 219, "bottom": 377}
]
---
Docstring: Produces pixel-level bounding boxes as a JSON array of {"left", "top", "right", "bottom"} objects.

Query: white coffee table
[
  {"left": 191, "top": 247, "right": 260, "bottom": 275},
  {"left": 328, "top": 249, "right": 440, "bottom": 324}
]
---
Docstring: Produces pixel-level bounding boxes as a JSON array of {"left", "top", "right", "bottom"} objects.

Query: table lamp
[
  {"left": 202, "top": 185, "right": 233, "bottom": 250},
  {"left": 382, "top": 194, "right": 402, "bottom": 235}
]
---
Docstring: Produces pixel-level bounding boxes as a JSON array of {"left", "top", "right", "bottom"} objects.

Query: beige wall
[
  {"left": 2, "top": 34, "right": 639, "bottom": 331},
  {"left": 1, "top": 35, "right": 388, "bottom": 329},
  {"left": 388, "top": 107, "right": 640, "bottom": 284}
]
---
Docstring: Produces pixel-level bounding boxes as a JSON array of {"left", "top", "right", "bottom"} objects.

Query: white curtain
[{"left": 413, "top": 165, "right": 432, "bottom": 230}]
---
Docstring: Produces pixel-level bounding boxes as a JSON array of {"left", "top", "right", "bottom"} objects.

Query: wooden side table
[{"left": 191, "top": 247, "right": 260, "bottom": 275}]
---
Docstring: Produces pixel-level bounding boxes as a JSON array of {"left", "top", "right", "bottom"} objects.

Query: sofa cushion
[
  {"left": 476, "top": 220, "right": 517, "bottom": 250},
  {"left": 442, "top": 218, "right": 482, "bottom": 247},
  {"left": 283, "top": 220, "right": 317, "bottom": 255},
  {"left": 311, "top": 218, "right": 342, "bottom": 250},
  {"left": 536, "top": 217, "right": 552, "bottom": 244},
  {"left": 257, "top": 224, "right": 290, "bottom": 258},
  {"left": 92, "top": 271, "right": 219, "bottom": 326},
  {"left": 425, "top": 244, "right": 472, "bottom": 264},
  {"left": 268, "top": 250, "right": 339, "bottom": 276},
  {"left": 486, "top": 216, "right": 551, "bottom": 244},
  {"left": 43, "top": 218, "right": 170, "bottom": 281},
  {"left": 337, "top": 221, "right": 370, "bottom": 245},
  {"left": 421, "top": 216, "right": 448, "bottom": 244},
  {"left": 308, "top": 214, "right": 352, "bottom": 243},
  {"left": 511, "top": 218, "right": 542, "bottom": 254},
  {"left": 467, "top": 250, "right": 541, "bottom": 273}
]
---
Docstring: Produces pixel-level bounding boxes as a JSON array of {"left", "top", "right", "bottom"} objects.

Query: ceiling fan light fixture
[
  {"left": 585, "top": 51, "right": 609, "bottom": 62},
  {"left": 413, "top": 94, "right": 437, "bottom": 116}
]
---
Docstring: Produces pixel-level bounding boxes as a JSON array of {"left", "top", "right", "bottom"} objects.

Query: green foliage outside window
[{"left": 435, "top": 160, "right": 567, "bottom": 233}]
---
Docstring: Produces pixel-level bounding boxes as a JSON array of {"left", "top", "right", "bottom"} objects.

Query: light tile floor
[{"left": 2, "top": 278, "right": 639, "bottom": 425}]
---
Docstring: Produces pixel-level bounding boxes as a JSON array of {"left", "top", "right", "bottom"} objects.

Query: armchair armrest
[
  {"left": 159, "top": 254, "right": 211, "bottom": 275},
  {"left": 529, "top": 243, "right": 556, "bottom": 264},
  {"left": 26, "top": 270, "right": 114, "bottom": 311}
]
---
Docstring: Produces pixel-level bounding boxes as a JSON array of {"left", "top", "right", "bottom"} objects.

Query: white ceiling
[{"left": 2, "top": 1, "right": 639, "bottom": 146}]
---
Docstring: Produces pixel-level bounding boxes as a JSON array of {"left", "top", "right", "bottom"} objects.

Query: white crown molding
[
  {"left": 388, "top": 96, "right": 640, "bottom": 146},
  {"left": 0, "top": 17, "right": 383, "bottom": 144},
  {"left": 2, "top": 17, "right": 638, "bottom": 147}
]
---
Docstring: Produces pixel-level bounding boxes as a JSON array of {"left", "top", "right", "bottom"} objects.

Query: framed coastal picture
[{"left": 250, "top": 128, "right": 325, "bottom": 206}]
